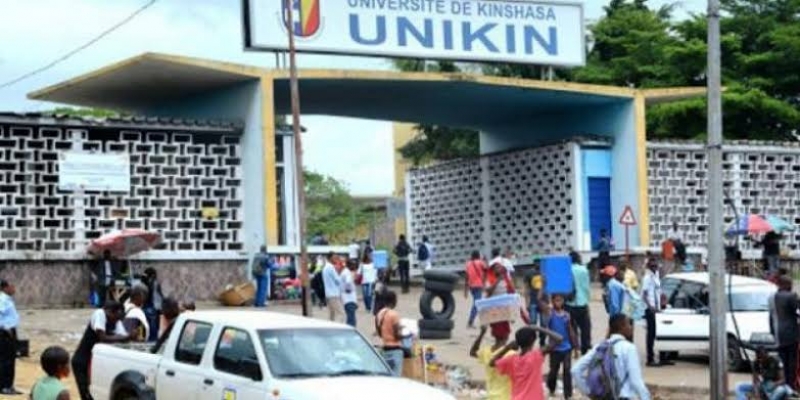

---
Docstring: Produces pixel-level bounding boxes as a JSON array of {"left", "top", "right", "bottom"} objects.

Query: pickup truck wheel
[{"left": 727, "top": 337, "right": 746, "bottom": 372}]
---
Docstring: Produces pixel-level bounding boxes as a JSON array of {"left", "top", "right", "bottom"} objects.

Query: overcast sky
[{"left": 0, "top": 0, "right": 704, "bottom": 196}]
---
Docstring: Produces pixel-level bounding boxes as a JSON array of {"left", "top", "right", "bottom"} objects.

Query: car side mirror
[
  {"left": 239, "top": 358, "right": 263, "bottom": 381},
  {"left": 696, "top": 307, "right": 710, "bottom": 315}
]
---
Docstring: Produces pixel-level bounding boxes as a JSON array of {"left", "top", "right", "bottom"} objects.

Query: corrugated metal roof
[{"left": 0, "top": 112, "right": 245, "bottom": 134}]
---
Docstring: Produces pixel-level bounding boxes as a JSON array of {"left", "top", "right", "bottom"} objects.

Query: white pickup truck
[{"left": 90, "top": 311, "right": 454, "bottom": 400}]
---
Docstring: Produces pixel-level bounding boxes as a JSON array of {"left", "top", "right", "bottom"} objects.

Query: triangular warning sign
[{"left": 619, "top": 206, "right": 637, "bottom": 226}]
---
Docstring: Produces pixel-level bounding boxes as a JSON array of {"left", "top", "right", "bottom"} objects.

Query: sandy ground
[{"left": 2, "top": 284, "right": 749, "bottom": 400}]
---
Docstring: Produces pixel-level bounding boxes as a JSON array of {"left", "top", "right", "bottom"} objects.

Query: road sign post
[{"left": 619, "top": 206, "right": 637, "bottom": 259}]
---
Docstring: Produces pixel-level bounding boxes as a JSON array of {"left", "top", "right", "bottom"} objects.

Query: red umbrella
[{"left": 87, "top": 229, "right": 161, "bottom": 258}]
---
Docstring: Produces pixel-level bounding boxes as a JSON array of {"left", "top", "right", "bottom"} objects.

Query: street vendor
[
  {"left": 470, "top": 325, "right": 514, "bottom": 400},
  {"left": 90, "top": 251, "right": 122, "bottom": 307}
]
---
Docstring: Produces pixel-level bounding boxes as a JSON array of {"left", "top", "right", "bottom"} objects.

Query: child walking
[
  {"left": 547, "top": 294, "right": 579, "bottom": 399},
  {"left": 31, "top": 346, "right": 71, "bottom": 400},
  {"left": 490, "top": 325, "right": 564, "bottom": 400},
  {"left": 470, "top": 324, "right": 514, "bottom": 400}
]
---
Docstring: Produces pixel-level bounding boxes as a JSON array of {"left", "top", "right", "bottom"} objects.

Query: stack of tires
[{"left": 418, "top": 270, "right": 458, "bottom": 340}]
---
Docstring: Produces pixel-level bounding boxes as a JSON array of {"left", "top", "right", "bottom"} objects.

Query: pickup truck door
[
  {"left": 200, "top": 327, "right": 268, "bottom": 400},
  {"left": 655, "top": 280, "right": 710, "bottom": 353},
  {"left": 157, "top": 320, "right": 216, "bottom": 399}
]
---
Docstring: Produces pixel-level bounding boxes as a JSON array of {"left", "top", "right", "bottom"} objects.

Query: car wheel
[
  {"left": 422, "top": 270, "right": 459, "bottom": 284},
  {"left": 727, "top": 337, "right": 746, "bottom": 372},
  {"left": 423, "top": 279, "right": 455, "bottom": 293},
  {"left": 419, "top": 290, "right": 456, "bottom": 320},
  {"left": 418, "top": 318, "right": 455, "bottom": 331}
]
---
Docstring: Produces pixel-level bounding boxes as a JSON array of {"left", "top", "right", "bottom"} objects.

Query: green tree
[
  {"left": 392, "top": 0, "right": 800, "bottom": 161},
  {"left": 304, "top": 170, "right": 371, "bottom": 243}
]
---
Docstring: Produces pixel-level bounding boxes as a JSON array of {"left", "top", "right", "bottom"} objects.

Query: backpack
[
  {"left": 585, "top": 338, "right": 626, "bottom": 400},
  {"left": 417, "top": 243, "right": 430, "bottom": 261},
  {"left": 621, "top": 287, "right": 647, "bottom": 321}
]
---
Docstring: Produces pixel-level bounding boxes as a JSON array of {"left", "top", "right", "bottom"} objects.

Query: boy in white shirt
[{"left": 341, "top": 263, "right": 359, "bottom": 327}]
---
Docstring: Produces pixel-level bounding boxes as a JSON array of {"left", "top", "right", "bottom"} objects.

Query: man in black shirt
[
  {"left": 762, "top": 232, "right": 783, "bottom": 273},
  {"left": 770, "top": 276, "right": 799, "bottom": 390},
  {"left": 393, "top": 235, "right": 412, "bottom": 293}
]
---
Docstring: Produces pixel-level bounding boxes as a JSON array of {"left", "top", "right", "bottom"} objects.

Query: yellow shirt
[
  {"left": 478, "top": 346, "right": 515, "bottom": 400},
  {"left": 623, "top": 269, "right": 639, "bottom": 291}
]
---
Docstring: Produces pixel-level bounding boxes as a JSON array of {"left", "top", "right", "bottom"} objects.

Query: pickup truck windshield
[{"left": 259, "top": 328, "right": 391, "bottom": 379}]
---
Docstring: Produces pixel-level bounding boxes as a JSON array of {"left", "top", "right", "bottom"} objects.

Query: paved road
[{"left": 14, "top": 284, "right": 749, "bottom": 394}]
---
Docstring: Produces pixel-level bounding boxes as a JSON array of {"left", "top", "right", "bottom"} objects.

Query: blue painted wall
[
  {"left": 137, "top": 80, "right": 266, "bottom": 252},
  {"left": 581, "top": 148, "right": 612, "bottom": 249}
]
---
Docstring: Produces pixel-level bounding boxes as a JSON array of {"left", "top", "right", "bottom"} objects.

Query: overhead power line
[{"left": 0, "top": 0, "right": 158, "bottom": 91}]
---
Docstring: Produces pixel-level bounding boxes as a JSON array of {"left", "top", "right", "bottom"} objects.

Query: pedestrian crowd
[
  {"left": 2, "top": 228, "right": 797, "bottom": 400},
  {"left": 464, "top": 248, "right": 651, "bottom": 400}
]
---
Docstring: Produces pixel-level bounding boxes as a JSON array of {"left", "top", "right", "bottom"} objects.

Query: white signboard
[
  {"left": 244, "top": 0, "right": 585, "bottom": 66},
  {"left": 58, "top": 152, "right": 130, "bottom": 192}
]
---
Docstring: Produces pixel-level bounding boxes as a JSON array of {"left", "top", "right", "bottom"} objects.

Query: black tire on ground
[
  {"left": 419, "top": 290, "right": 456, "bottom": 320},
  {"left": 419, "top": 328, "right": 452, "bottom": 340},
  {"left": 727, "top": 336, "right": 745, "bottom": 372},
  {"left": 422, "top": 270, "right": 459, "bottom": 284},
  {"left": 424, "top": 279, "right": 455, "bottom": 293},
  {"left": 418, "top": 318, "right": 455, "bottom": 331}
]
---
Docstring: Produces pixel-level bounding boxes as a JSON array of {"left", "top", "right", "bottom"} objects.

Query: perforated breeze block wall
[
  {"left": 648, "top": 141, "right": 800, "bottom": 250},
  {"left": 408, "top": 143, "right": 576, "bottom": 268},
  {"left": 0, "top": 123, "right": 244, "bottom": 253}
]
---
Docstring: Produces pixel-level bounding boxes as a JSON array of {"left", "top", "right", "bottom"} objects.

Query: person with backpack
[
  {"left": 252, "top": 245, "right": 273, "bottom": 308},
  {"left": 489, "top": 325, "right": 564, "bottom": 400},
  {"left": 464, "top": 250, "right": 487, "bottom": 329},
  {"left": 393, "top": 235, "right": 412, "bottom": 293},
  {"left": 417, "top": 236, "right": 433, "bottom": 270},
  {"left": 572, "top": 314, "right": 651, "bottom": 400}
]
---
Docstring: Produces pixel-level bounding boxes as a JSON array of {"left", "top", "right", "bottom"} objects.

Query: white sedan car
[{"left": 655, "top": 272, "right": 777, "bottom": 371}]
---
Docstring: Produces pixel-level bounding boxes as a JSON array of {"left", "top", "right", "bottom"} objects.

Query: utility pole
[
  {"left": 285, "top": 0, "right": 310, "bottom": 317},
  {"left": 707, "top": 0, "right": 727, "bottom": 398}
]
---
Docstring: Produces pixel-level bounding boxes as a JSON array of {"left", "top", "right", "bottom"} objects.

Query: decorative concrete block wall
[
  {"left": 407, "top": 158, "right": 483, "bottom": 269},
  {"left": 487, "top": 144, "right": 576, "bottom": 257},
  {"left": 0, "top": 122, "right": 244, "bottom": 254},
  {"left": 407, "top": 143, "right": 576, "bottom": 268},
  {"left": 648, "top": 141, "right": 800, "bottom": 250}
]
